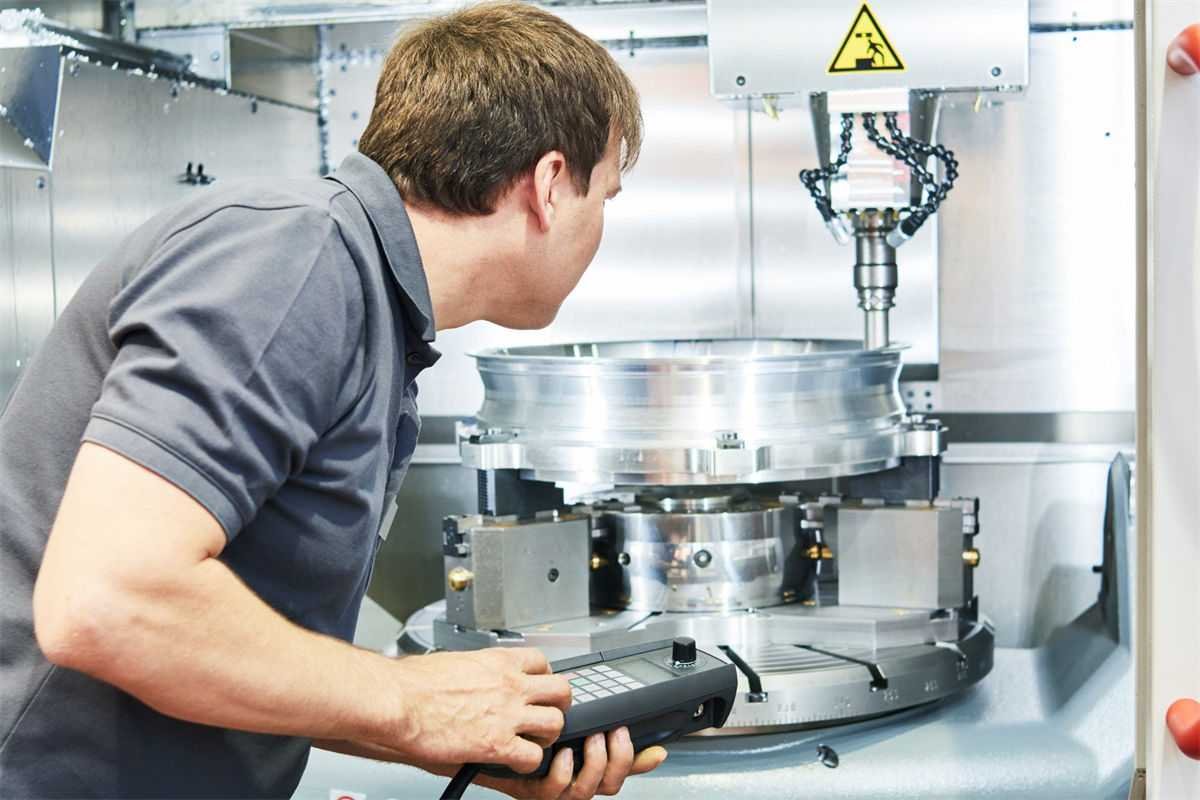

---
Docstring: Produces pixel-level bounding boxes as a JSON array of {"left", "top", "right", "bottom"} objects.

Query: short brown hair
[{"left": 358, "top": 2, "right": 642, "bottom": 216}]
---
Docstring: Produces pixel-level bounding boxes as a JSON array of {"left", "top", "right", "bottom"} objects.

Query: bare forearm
[
  {"left": 315, "top": 739, "right": 455, "bottom": 776},
  {"left": 35, "top": 443, "right": 573, "bottom": 781},
  {"left": 47, "top": 557, "right": 401, "bottom": 745}
]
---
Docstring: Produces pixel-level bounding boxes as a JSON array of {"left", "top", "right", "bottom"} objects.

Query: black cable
[
  {"left": 884, "top": 112, "right": 958, "bottom": 226},
  {"left": 861, "top": 111, "right": 958, "bottom": 238},
  {"left": 798, "top": 113, "right": 854, "bottom": 224},
  {"left": 440, "top": 764, "right": 481, "bottom": 800}
]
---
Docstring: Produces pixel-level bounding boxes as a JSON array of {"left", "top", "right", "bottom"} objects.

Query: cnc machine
[{"left": 400, "top": 0, "right": 1031, "bottom": 733}]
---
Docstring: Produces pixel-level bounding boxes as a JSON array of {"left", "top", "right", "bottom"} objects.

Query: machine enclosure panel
[{"left": 707, "top": 0, "right": 1030, "bottom": 99}]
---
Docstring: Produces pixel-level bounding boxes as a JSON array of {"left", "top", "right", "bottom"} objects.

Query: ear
[{"left": 529, "top": 150, "right": 568, "bottom": 233}]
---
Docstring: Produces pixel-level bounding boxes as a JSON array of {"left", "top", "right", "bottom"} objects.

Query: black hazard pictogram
[{"left": 828, "top": 2, "right": 906, "bottom": 74}]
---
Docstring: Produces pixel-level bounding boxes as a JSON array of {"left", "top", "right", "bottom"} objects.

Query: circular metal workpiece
[
  {"left": 460, "top": 339, "right": 940, "bottom": 485},
  {"left": 591, "top": 498, "right": 799, "bottom": 612}
]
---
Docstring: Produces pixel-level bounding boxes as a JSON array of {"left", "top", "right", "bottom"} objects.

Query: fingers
[
  {"left": 503, "top": 647, "right": 552, "bottom": 675},
  {"left": 534, "top": 747, "right": 574, "bottom": 800},
  {"left": 505, "top": 736, "right": 549, "bottom": 776},
  {"left": 630, "top": 745, "right": 668, "bottom": 775},
  {"left": 504, "top": 738, "right": 666, "bottom": 800},
  {"left": 596, "top": 727, "right": 635, "bottom": 796},
  {"left": 564, "top": 733, "right": 607, "bottom": 800},
  {"left": 523, "top": 674, "right": 572, "bottom": 711},
  {"left": 519, "top": 705, "right": 565, "bottom": 748}
]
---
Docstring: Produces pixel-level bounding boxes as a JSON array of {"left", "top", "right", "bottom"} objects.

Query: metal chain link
[{"left": 798, "top": 113, "right": 854, "bottom": 223}]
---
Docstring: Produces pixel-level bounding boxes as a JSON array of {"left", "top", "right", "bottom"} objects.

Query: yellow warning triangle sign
[{"left": 828, "top": 3, "right": 905, "bottom": 74}]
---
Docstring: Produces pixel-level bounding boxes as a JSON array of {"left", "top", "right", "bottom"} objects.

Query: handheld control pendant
[{"left": 440, "top": 637, "right": 738, "bottom": 798}]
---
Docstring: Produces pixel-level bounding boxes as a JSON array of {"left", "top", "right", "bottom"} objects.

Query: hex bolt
[{"left": 816, "top": 744, "right": 839, "bottom": 769}]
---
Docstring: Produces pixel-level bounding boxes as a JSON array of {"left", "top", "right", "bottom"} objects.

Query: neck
[{"left": 405, "top": 202, "right": 511, "bottom": 331}]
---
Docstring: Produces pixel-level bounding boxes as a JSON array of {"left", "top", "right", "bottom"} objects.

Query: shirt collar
[{"left": 326, "top": 153, "right": 437, "bottom": 344}]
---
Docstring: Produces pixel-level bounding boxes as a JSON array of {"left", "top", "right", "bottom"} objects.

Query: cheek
[{"left": 581, "top": 206, "right": 605, "bottom": 262}]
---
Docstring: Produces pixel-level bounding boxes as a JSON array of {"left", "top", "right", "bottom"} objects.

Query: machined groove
[{"left": 796, "top": 644, "right": 889, "bottom": 691}]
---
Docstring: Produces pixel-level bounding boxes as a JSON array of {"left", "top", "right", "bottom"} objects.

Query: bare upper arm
[{"left": 33, "top": 442, "right": 227, "bottom": 662}]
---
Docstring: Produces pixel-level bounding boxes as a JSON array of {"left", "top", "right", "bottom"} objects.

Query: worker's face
[{"left": 496, "top": 135, "right": 623, "bottom": 329}]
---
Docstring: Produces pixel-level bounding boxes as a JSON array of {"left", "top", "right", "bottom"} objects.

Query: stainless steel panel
[
  {"left": 1030, "top": 0, "right": 1133, "bottom": 25},
  {"left": 49, "top": 56, "right": 319, "bottom": 311},
  {"left": 132, "top": 1, "right": 705, "bottom": 32},
  {"left": 320, "top": 21, "right": 395, "bottom": 171},
  {"left": 137, "top": 26, "right": 230, "bottom": 84},
  {"left": 228, "top": 26, "right": 318, "bottom": 109},
  {"left": 0, "top": 45, "right": 61, "bottom": 167},
  {"left": 937, "top": 30, "right": 1136, "bottom": 412},
  {"left": 835, "top": 505, "right": 966, "bottom": 610},
  {"left": 0, "top": 1, "right": 103, "bottom": 32},
  {"left": 135, "top": 0, "right": 455, "bottom": 30},
  {"left": 552, "top": 2, "right": 706, "bottom": 42},
  {"left": 708, "top": 0, "right": 1029, "bottom": 100},
  {"left": 749, "top": 102, "right": 939, "bottom": 364},
  {"left": 941, "top": 444, "right": 1119, "bottom": 648},
  {"left": 0, "top": 166, "right": 53, "bottom": 406}
]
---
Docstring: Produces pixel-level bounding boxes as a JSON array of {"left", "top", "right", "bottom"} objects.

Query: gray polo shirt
[{"left": 0, "top": 153, "right": 438, "bottom": 798}]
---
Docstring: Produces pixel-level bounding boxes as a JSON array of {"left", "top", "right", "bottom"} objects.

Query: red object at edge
[
  {"left": 1167, "top": 23, "right": 1200, "bottom": 75},
  {"left": 1166, "top": 698, "right": 1200, "bottom": 761}
]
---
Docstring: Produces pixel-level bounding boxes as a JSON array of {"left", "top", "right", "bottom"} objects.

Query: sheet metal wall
[
  {"left": 939, "top": 29, "right": 1136, "bottom": 412},
  {"left": 0, "top": 48, "right": 320, "bottom": 405},
  {"left": 49, "top": 59, "right": 320, "bottom": 311}
]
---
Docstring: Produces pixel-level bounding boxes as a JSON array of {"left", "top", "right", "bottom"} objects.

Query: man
[{"left": 0, "top": 4, "right": 664, "bottom": 798}]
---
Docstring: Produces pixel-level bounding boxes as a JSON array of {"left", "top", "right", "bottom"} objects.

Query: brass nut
[
  {"left": 962, "top": 548, "right": 981, "bottom": 568},
  {"left": 447, "top": 566, "right": 474, "bottom": 591},
  {"left": 590, "top": 554, "right": 607, "bottom": 571},
  {"left": 806, "top": 545, "right": 835, "bottom": 560}
]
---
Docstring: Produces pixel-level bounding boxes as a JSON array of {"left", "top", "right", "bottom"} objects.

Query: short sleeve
[{"left": 84, "top": 204, "right": 363, "bottom": 539}]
